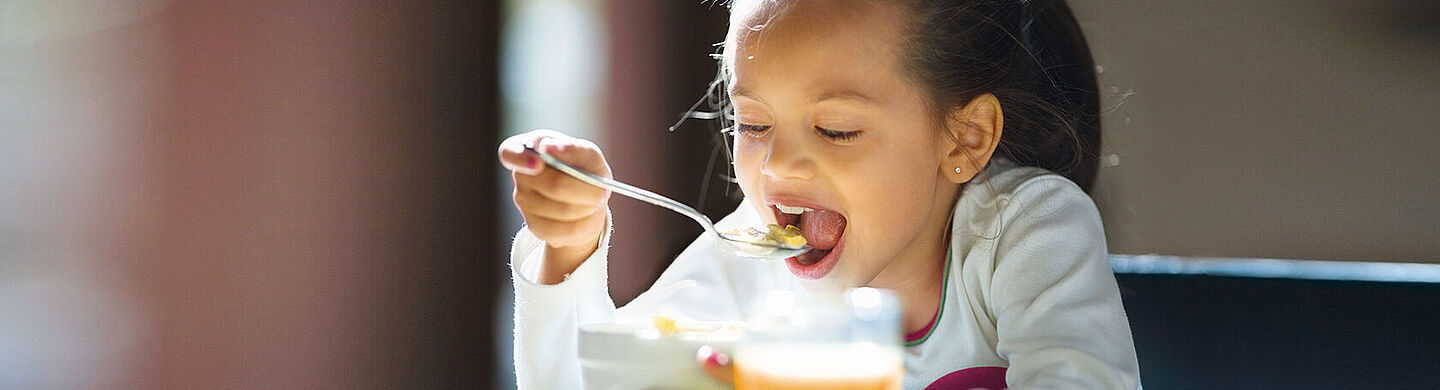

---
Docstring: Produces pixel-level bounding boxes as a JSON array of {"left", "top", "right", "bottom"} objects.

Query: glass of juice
[{"left": 733, "top": 288, "right": 904, "bottom": 390}]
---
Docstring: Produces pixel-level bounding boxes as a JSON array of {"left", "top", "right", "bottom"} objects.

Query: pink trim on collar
[
  {"left": 926, "top": 366, "right": 1008, "bottom": 390},
  {"left": 904, "top": 303, "right": 940, "bottom": 343}
]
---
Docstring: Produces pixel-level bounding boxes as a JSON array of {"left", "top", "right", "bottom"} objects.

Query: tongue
[{"left": 798, "top": 210, "right": 846, "bottom": 250}]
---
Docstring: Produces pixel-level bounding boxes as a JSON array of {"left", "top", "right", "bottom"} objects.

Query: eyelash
[
  {"left": 733, "top": 123, "right": 771, "bottom": 136},
  {"left": 733, "top": 123, "right": 861, "bottom": 142},
  {"left": 815, "top": 126, "right": 860, "bottom": 141}
]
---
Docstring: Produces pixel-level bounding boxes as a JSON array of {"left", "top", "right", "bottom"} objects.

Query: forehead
[{"left": 727, "top": 0, "right": 913, "bottom": 102}]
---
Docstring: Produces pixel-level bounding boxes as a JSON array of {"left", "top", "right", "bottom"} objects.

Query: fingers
[
  {"left": 535, "top": 136, "right": 612, "bottom": 178},
  {"left": 512, "top": 167, "right": 609, "bottom": 206},
  {"left": 498, "top": 147, "right": 543, "bottom": 176},
  {"left": 497, "top": 129, "right": 555, "bottom": 175},
  {"left": 497, "top": 129, "right": 611, "bottom": 177},
  {"left": 501, "top": 129, "right": 612, "bottom": 209},
  {"left": 520, "top": 210, "right": 606, "bottom": 249},
  {"left": 512, "top": 182, "right": 605, "bottom": 222},
  {"left": 697, "top": 345, "right": 736, "bottom": 385},
  {"left": 501, "top": 129, "right": 614, "bottom": 248}
]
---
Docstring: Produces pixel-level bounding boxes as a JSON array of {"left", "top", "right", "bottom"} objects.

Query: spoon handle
[{"left": 523, "top": 145, "right": 716, "bottom": 234}]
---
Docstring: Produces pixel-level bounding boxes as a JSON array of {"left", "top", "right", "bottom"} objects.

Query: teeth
[{"left": 775, "top": 204, "right": 813, "bottom": 215}]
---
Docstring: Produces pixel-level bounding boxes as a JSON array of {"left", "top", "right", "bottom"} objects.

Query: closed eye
[
  {"left": 732, "top": 123, "right": 772, "bottom": 137},
  {"left": 815, "top": 126, "right": 860, "bottom": 141}
]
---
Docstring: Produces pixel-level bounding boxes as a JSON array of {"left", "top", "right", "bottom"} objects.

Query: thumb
[
  {"left": 696, "top": 345, "right": 735, "bottom": 385},
  {"left": 497, "top": 132, "right": 553, "bottom": 176}
]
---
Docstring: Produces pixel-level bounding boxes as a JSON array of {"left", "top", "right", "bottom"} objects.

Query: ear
[{"left": 941, "top": 93, "right": 1003, "bottom": 183}]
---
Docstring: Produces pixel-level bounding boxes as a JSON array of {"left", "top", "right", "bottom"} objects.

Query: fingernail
[
  {"left": 697, "top": 345, "right": 715, "bottom": 365},
  {"left": 706, "top": 350, "right": 729, "bottom": 367},
  {"left": 525, "top": 155, "right": 537, "bottom": 169}
]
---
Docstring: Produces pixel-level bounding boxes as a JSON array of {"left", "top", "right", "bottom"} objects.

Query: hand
[{"left": 498, "top": 129, "right": 612, "bottom": 284}]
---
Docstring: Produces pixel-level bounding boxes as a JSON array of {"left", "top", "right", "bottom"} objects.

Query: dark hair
[
  {"left": 702, "top": 0, "right": 1100, "bottom": 192},
  {"left": 901, "top": 0, "right": 1102, "bottom": 192}
]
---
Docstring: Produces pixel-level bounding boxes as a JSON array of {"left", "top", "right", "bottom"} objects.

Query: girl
[{"left": 499, "top": 0, "right": 1139, "bottom": 388}]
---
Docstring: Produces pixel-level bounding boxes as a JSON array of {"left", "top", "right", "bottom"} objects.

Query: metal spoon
[{"left": 523, "top": 145, "right": 811, "bottom": 260}]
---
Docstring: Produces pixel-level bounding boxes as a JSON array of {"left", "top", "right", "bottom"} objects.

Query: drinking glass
[{"left": 733, "top": 287, "right": 905, "bottom": 390}]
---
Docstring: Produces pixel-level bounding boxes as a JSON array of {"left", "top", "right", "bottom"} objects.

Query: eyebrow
[
  {"left": 810, "top": 88, "right": 880, "bottom": 104},
  {"left": 730, "top": 85, "right": 881, "bottom": 105}
]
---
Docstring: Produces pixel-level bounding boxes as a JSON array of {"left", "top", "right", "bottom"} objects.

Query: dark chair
[{"left": 1111, "top": 255, "right": 1440, "bottom": 389}]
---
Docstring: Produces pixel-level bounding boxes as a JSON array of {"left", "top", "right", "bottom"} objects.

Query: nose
[{"left": 759, "top": 127, "right": 817, "bottom": 181}]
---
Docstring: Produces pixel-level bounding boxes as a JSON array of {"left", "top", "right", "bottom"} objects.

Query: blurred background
[{"left": 1, "top": 0, "right": 1435, "bottom": 389}]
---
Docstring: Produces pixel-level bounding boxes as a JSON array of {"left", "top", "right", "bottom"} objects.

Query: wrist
[
  {"left": 540, "top": 237, "right": 599, "bottom": 284},
  {"left": 537, "top": 210, "right": 606, "bottom": 284},
  {"left": 538, "top": 210, "right": 610, "bottom": 286}
]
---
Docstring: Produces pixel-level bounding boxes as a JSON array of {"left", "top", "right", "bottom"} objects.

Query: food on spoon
[
  {"left": 767, "top": 224, "right": 807, "bottom": 248},
  {"left": 722, "top": 224, "right": 808, "bottom": 249}
]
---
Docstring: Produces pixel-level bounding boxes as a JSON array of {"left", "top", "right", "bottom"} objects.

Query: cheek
[
  {"left": 733, "top": 139, "right": 762, "bottom": 177},
  {"left": 851, "top": 170, "right": 932, "bottom": 232},
  {"left": 733, "top": 138, "right": 766, "bottom": 204},
  {"left": 852, "top": 141, "right": 938, "bottom": 198},
  {"left": 844, "top": 140, "right": 942, "bottom": 239}
]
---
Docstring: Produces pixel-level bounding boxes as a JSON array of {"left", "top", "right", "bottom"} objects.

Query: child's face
[{"left": 729, "top": 0, "right": 960, "bottom": 287}]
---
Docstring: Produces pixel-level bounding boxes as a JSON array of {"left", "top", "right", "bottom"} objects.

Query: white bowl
[{"left": 578, "top": 322, "right": 739, "bottom": 390}]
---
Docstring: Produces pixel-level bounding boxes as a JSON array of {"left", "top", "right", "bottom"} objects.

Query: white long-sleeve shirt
[{"left": 509, "top": 160, "right": 1140, "bottom": 389}]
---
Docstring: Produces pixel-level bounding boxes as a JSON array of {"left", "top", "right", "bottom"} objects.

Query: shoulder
[
  {"left": 947, "top": 165, "right": 1138, "bottom": 389},
  {"left": 952, "top": 159, "right": 1101, "bottom": 243}
]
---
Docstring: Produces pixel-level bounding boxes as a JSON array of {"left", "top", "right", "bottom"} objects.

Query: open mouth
[{"left": 772, "top": 203, "right": 848, "bottom": 280}]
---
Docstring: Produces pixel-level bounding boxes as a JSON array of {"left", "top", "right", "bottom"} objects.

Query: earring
[{"left": 954, "top": 167, "right": 962, "bottom": 174}]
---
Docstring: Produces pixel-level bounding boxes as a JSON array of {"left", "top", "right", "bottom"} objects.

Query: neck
[{"left": 867, "top": 188, "right": 958, "bottom": 336}]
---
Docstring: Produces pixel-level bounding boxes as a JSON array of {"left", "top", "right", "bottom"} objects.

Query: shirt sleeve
[
  {"left": 508, "top": 205, "right": 776, "bottom": 390},
  {"left": 987, "top": 178, "right": 1141, "bottom": 390},
  {"left": 509, "top": 210, "right": 617, "bottom": 390}
]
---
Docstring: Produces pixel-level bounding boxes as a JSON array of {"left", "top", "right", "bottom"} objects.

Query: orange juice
[{"left": 733, "top": 343, "right": 903, "bottom": 390}]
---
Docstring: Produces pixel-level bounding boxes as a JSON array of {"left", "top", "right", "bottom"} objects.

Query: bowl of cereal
[{"left": 578, "top": 316, "right": 743, "bottom": 390}]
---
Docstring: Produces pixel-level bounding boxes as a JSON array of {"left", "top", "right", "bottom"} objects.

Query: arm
[
  {"left": 509, "top": 213, "right": 617, "bottom": 390},
  {"left": 988, "top": 178, "right": 1140, "bottom": 389},
  {"left": 500, "top": 129, "right": 616, "bottom": 389}
]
